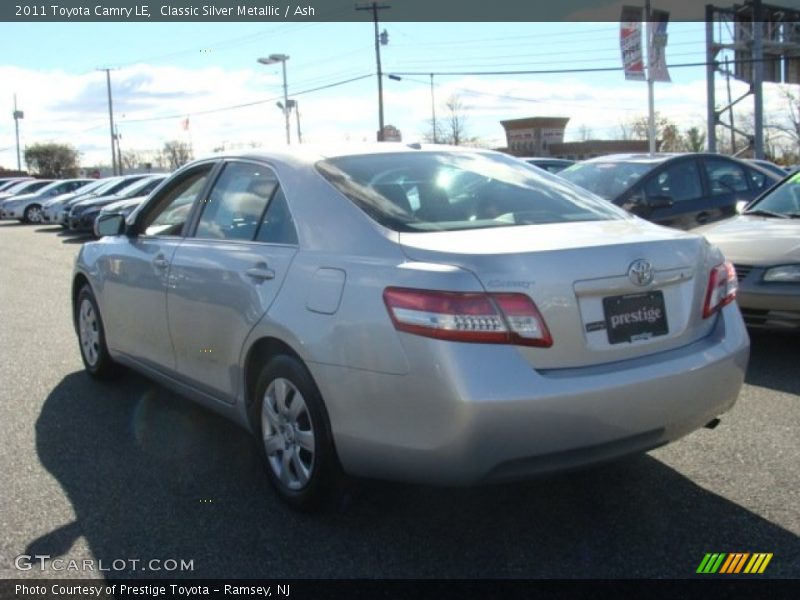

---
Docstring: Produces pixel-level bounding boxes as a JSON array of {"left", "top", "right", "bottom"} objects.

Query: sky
[{"left": 0, "top": 13, "right": 797, "bottom": 170}]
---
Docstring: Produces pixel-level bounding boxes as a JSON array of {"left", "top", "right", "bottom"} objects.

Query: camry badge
[{"left": 628, "top": 259, "right": 654, "bottom": 287}]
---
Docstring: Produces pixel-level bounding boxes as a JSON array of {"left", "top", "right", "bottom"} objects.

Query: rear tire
[
  {"left": 254, "top": 355, "right": 342, "bottom": 511},
  {"left": 75, "top": 285, "right": 119, "bottom": 379},
  {"left": 23, "top": 204, "right": 43, "bottom": 224}
]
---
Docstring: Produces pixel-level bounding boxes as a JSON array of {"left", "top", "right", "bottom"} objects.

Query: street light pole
[
  {"left": 258, "top": 54, "right": 291, "bottom": 145},
  {"left": 13, "top": 94, "right": 23, "bottom": 171},
  {"left": 645, "top": 0, "right": 656, "bottom": 156}
]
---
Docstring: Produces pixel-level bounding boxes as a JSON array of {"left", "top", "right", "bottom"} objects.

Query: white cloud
[{"left": 2, "top": 60, "right": 797, "bottom": 169}]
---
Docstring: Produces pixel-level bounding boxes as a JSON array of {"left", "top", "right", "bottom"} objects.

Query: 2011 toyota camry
[{"left": 73, "top": 144, "right": 749, "bottom": 509}]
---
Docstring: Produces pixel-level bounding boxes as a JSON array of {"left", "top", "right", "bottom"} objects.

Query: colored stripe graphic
[
  {"left": 720, "top": 553, "right": 749, "bottom": 573},
  {"left": 697, "top": 553, "right": 726, "bottom": 573},
  {"left": 698, "top": 552, "right": 773, "bottom": 574},
  {"left": 744, "top": 553, "right": 773, "bottom": 574}
]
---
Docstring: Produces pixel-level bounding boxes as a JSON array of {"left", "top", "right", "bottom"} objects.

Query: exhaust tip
[{"left": 704, "top": 418, "right": 721, "bottom": 430}]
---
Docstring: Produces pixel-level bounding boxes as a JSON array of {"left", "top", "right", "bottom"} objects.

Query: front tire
[
  {"left": 75, "top": 285, "right": 119, "bottom": 379},
  {"left": 255, "top": 355, "right": 341, "bottom": 510}
]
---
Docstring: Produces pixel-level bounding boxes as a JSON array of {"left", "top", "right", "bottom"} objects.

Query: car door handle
[
  {"left": 153, "top": 257, "right": 170, "bottom": 269},
  {"left": 246, "top": 266, "right": 275, "bottom": 281}
]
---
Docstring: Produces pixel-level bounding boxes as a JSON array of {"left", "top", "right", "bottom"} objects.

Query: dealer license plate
[{"left": 602, "top": 291, "right": 668, "bottom": 345}]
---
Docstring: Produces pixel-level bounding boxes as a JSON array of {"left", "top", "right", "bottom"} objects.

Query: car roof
[
  {"left": 211, "top": 143, "right": 494, "bottom": 168},
  {"left": 579, "top": 152, "right": 761, "bottom": 165}
]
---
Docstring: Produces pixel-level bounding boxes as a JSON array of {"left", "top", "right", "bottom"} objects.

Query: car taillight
[
  {"left": 382, "top": 287, "right": 552, "bottom": 347},
  {"left": 703, "top": 261, "right": 738, "bottom": 319}
]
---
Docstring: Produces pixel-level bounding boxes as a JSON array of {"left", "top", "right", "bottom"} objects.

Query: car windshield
[
  {"left": 71, "top": 179, "right": 107, "bottom": 195},
  {"left": 316, "top": 151, "right": 625, "bottom": 232},
  {"left": 6, "top": 180, "right": 48, "bottom": 194},
  {"left": 121, "top": 176, "right": 165, "bottom": 197},
  {"left": 559, "top": 161, "right": 654, "bottom": 200},
  {"left": 745, "top": 171, "right": 800, "bottom": 217}
]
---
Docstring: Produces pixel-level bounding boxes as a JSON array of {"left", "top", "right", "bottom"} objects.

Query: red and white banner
[{"left": 620, "top": 6, "right": 645, "bottom": 81}]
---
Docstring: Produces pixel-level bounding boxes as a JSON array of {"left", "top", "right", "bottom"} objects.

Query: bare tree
[
  {"left": 423, "top": 94, "right": 479, "bottom": 146},
  {"left": 765, "top": 86, "right": 800, "bottom": 158},
  {"left": 684, "top": 127, "right": 706, "bottom": 152},
  {"left": 162, "top": 140, "right": 193, "bottom": 170},
  {"left": 120, "top": 150, "right": 150, "bottom": 171}
]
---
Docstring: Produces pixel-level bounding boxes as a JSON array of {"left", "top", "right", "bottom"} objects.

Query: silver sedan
[{"left": 73, "top": 145, "right": 749, "bottom": 509}]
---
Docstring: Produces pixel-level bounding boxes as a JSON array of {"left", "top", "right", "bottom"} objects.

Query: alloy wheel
[{"left": 261, "top": 377, "right": 315, "bottom": 490}]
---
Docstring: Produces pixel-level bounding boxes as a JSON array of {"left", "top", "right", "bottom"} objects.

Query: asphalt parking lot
[{"left": 0, "top": 222, "right": 798, "bottom": 580}]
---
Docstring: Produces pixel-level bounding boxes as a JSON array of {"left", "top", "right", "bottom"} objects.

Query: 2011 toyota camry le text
[{"left": 72, "top": 144, "right": 750, "bottom": 509}]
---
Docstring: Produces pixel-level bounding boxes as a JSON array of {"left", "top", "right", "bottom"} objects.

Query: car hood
[
  {"left": 696, "top": 215, "right": 800, "bottom": 264},
  {"left": 3, "top": 192, "right": 36, "bottom": 204},
  {"left": 102, "top": 196, "right": 146, "bottom": 212},
  {"left": 78, "top": 194, "right": 126, "bottom": 209}
]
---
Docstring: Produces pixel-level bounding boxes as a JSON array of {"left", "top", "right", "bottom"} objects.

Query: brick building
[{"left": 500, "top": 116, "right": 649, "bottom": 160}]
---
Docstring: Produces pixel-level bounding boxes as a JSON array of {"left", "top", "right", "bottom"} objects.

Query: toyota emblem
[{"left": 628, "top": 259, "right": 654, "bottom": 287}]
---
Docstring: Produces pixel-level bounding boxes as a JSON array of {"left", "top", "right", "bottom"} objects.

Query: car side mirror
[{"left": 94, "top": 213, "right": 126, "bottom": 237}]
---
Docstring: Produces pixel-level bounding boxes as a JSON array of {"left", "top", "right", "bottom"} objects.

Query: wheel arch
[
  {"left": 71, "top": 272, "right": 92, "bottom": 332},
  {"left": 243, "top": 336, "right": 306, "bottom": 431}
]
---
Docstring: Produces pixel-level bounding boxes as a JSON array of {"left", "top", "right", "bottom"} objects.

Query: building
[{"left": 500, "top": 116, "right": 650, "bottom": 160}]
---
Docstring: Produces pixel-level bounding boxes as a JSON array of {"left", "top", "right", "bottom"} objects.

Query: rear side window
[
  {"left": 195, "top": 162, "right": 277, "bottom": 241},
  {"left": 746, "top": 167, "right": 774, "bottom": 192},
  {"left": 705, "top": 158, "right": 749, "bottom": 195},
  {"left": 255, "top": 187, "right": 298, "bottom": 245},
  {"left": 317, "top": 151, "right": 624, "bottom": 232},
  {"left": 643, "top": 160, "right": 702, "bottom": 203}
]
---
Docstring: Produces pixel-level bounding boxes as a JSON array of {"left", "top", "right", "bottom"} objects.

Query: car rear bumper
[{"left": 311, "top": 303, "right": 749, "bottom": 485}]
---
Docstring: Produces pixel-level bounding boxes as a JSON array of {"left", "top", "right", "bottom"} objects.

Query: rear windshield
[
  {"left": 316, "top": 151, "right": 624, "bottom": 232},
  {"left": 560, "top": 161, "right": 653, "bottom": 200}
]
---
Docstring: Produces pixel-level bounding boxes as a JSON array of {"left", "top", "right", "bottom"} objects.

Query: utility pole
[
  {"left": 430, "top": 73, "right": 437, "bottom": 144},
  {"left": 293, "top": 100, "right": 302, "bottom": 144},
  {"left": 115, "top": 124, "right": 123, "bottom": 175},
  {"left": 98, "top": 68, "right": 118, "bottom": 175},
  {"left": 13, "top": 94, "right": 23, "bottom": 171},
  {"left": 356, "top": 2, "right": 390, "bottom": 141}
]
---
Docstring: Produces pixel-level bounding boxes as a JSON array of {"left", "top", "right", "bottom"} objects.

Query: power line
[
  {"left": 120, "top": 74, "right": 373, "bottom": 125},
  {"left": 389, "top": 58, "right": 774, "bottom": 78}
]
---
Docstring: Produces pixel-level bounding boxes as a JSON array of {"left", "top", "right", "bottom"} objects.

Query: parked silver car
[
  {"left": 698, "top": 170, "right": 800, "bottom": 330},
  {"left": 0, "top": 179, "right": 93, "bottom": 222},
  {"left": 73, "top": 145, "right": 749, "bottom": 509}
]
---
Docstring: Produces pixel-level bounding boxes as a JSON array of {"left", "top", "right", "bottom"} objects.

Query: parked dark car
[
  {"left": 69, "top": 174, "right": 168, "bottom": 232},
  {"left": 560, "top": 153, "right": 780, "bottom": 229}
]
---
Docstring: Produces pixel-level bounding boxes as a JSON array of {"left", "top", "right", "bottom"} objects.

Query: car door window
[
  {"left": 142, "top": 167, "right": 212, "bottom": 237},
  {"left": 255, "top": 187, "right": 298, "bottom": 245},
  {"left": 195, "top": 162, "right": 277, "bottom": 241},
  {"left": 644, "top": 161, "right": 702, "bottom": 202},
  {"left": 705, "top": 158, "right": 749, "bottom": 195}
]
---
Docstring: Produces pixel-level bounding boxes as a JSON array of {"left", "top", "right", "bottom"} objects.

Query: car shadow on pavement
[
  {"left": 34, "top": 226, "right": 64, "bottom": 233},
  {"left": 28, "top": 370, "right": 800, "bottom": 579},
  {"left": 745, "top": 330, "right": 800, "bottom": 395}
]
